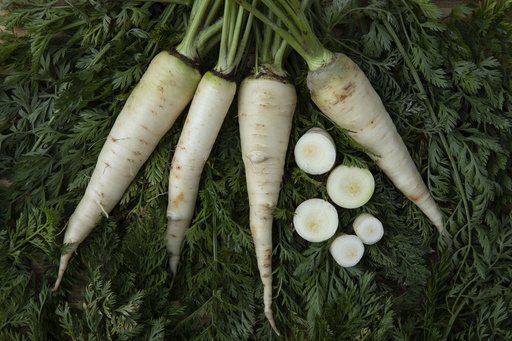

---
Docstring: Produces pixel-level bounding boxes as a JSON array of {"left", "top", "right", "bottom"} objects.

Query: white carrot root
[
  {"left": 52, "top": 51, "right": 201, "bottom": 291},
  {"left": 307, "top": 53, "right": 444, "bottom": 232},
  {"left": 293, "top": 198, "right": 339, "bottom": 243},
  {"left": 329, "top": 234, "right": 365, "bottom": 267},
  {"left": 294, "top": 127, "right": 336, "bottom": 175},
  {"left": 166, "top": 71, "right": 236, "bottom": 277},
  {"left": 166, "top": 0, "right": 253, "bottom": 289},
  {"left": 238, "top": 75, "right": 296, "bottom": 336},
  {"left": 326, "top": 164, "right": 375, "bottom": 209},
  {"left": 352, "top": 213, "right": 384, "bottom": 245}
]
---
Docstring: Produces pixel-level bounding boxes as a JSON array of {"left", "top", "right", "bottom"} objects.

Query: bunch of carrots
[{"left": 51, "top": 0, "right": 445, "bottom": 335}]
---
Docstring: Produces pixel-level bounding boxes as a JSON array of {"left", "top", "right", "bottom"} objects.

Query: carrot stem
[
  {"left": 176, "top": 0, "right": 216, "bottom": 60},
  {"left": 216, "top": 0, "right": 254, "bottom": 75},
  {"left": 237, "top": 0, "right": 332, "bottom": 70}
]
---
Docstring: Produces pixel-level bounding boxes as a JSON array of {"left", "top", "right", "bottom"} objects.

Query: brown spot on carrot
[
  {"left": 139, "top": 139, "right": 147, "bottom": 145},
  {"left": 262, "top": 273, "right": 270, "bottom": 278},
  {"left": 409, "top": 193, "right": 422, "bottom": 202},
  {"left": 264, "top": 202, "right": 276, "bottom": 210},
  {"left": 364, "top": 119, "right": 376, "bottom": 131},
  {"left": 331, "top": 81, "right": 356, "bottom": 106},
  {"left": 109, "top": 136, "right": 118, "bottom": 143},
  {"left": 262, "top": 249, "right": 272, "bottom": 267},
  {"left": 343, "top": 82, "right": 355, "bottom": 92},
  {"left": 173, "top": 192, "right": 185, "bottom": 207},
  {"left": 157, "top": 86, "right": 164, "bottom": 93}
]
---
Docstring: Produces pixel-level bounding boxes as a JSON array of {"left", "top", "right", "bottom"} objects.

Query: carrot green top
[{"left": 237, "top": 0, "right": 333, "bottom": 71}]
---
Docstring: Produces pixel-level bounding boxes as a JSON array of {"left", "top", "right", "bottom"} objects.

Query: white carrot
[
  {"left": 329, "top": 234, "right": 365, "bottom": 267},
  {"left": 238, "top": 73, "right": 296, "bottom": 335},
  {"left": 51, "top": 0, "right": 220, "bottom": 291},
  {"left": 326, "top": 164, "right": 375, "bottom": 209},
  {"left": 294, "top": 127, "right": 336, "bottom": 175},
  {"left": 308, "top": 53, "right": 444, "bottom": 231},
  {"left": 293, "top": 198, "right": 338, "bottom": 243},
  {"left": 232, "top": 10, "right": 298, "bottom": 333},
  {"left": 238, "top": 0, "right": 445, "bottom": 233},
  {"left": 165, "top": 0, "right": 253, "bottom": 279},
  {"left": 52, "top": 51, "right": 200, "bottom": 291},
  {"left": 166, "top": 71, "right": 236, "bottom": 276},
  {"left": 353, "top": 213, "right": 384, "bottom": 245}
]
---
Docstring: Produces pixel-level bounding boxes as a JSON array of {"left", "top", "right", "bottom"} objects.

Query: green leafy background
[{"left": 1, "top": 0, "right": 511, "bottom": 340}]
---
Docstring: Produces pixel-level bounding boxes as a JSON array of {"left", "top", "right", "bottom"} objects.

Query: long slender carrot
[
  {"left": 166, "top": 71, "right": 236, "bottom": 276},
  {"left": 238, "top": 73, "right": 296, "bottom": 335},
  {"left": 236, "top": 15, "right": 297, "bottom": 333},
  {"left": 165, "top": 0, "right": 254, "bottom": 280}
]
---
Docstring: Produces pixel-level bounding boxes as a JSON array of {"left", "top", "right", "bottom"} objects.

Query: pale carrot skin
[
  {"left": 238, "top": 75, "right": 297, "bottom": 335},
  {"left": 52, "top": 51, "right": 201, "bottom": 291},
  {"left": 307, "top": 53, "right": 444, "bottom": 232},
  {"left": 166, "top": 71, "right": 236, "bottom": 277}
]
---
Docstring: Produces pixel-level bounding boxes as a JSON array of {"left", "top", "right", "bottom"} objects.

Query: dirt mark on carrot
[
  {"left": 331, "top": 81, "right": 356, "bottom": 106},
  {"left": 408, "top": 193, "right": 423, "bottom": 202},
  {"left": 250, "top": 224, "right": 257, "bottom": 237},
  {"left": 263, "top": 249, "right": 272, "bottom": 267},
  {"left": 362, "top": 119, "right": 376, "bottom": 131},
  {"left": 263, "top": 201, "right": 276, "bottom": 210},
  {"left": 103, "top": 161, "right": 111, "bottom": 173},
  {"left": 172, "top": 192, "right": 185, "bottom": 208}
]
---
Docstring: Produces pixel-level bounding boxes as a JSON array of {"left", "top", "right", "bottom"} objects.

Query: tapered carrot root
[
  {"left": 52, "top": 51, "right": 201, "bottom": 291},
  {"left": 166, "top": 71, "right": 236, "bottom": 278},
  {"left": 238, "top": 75, "right": 297, "bottom": 335},
  {"left": 307, "top": 53, "right": 444, "bottom": 232}
]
